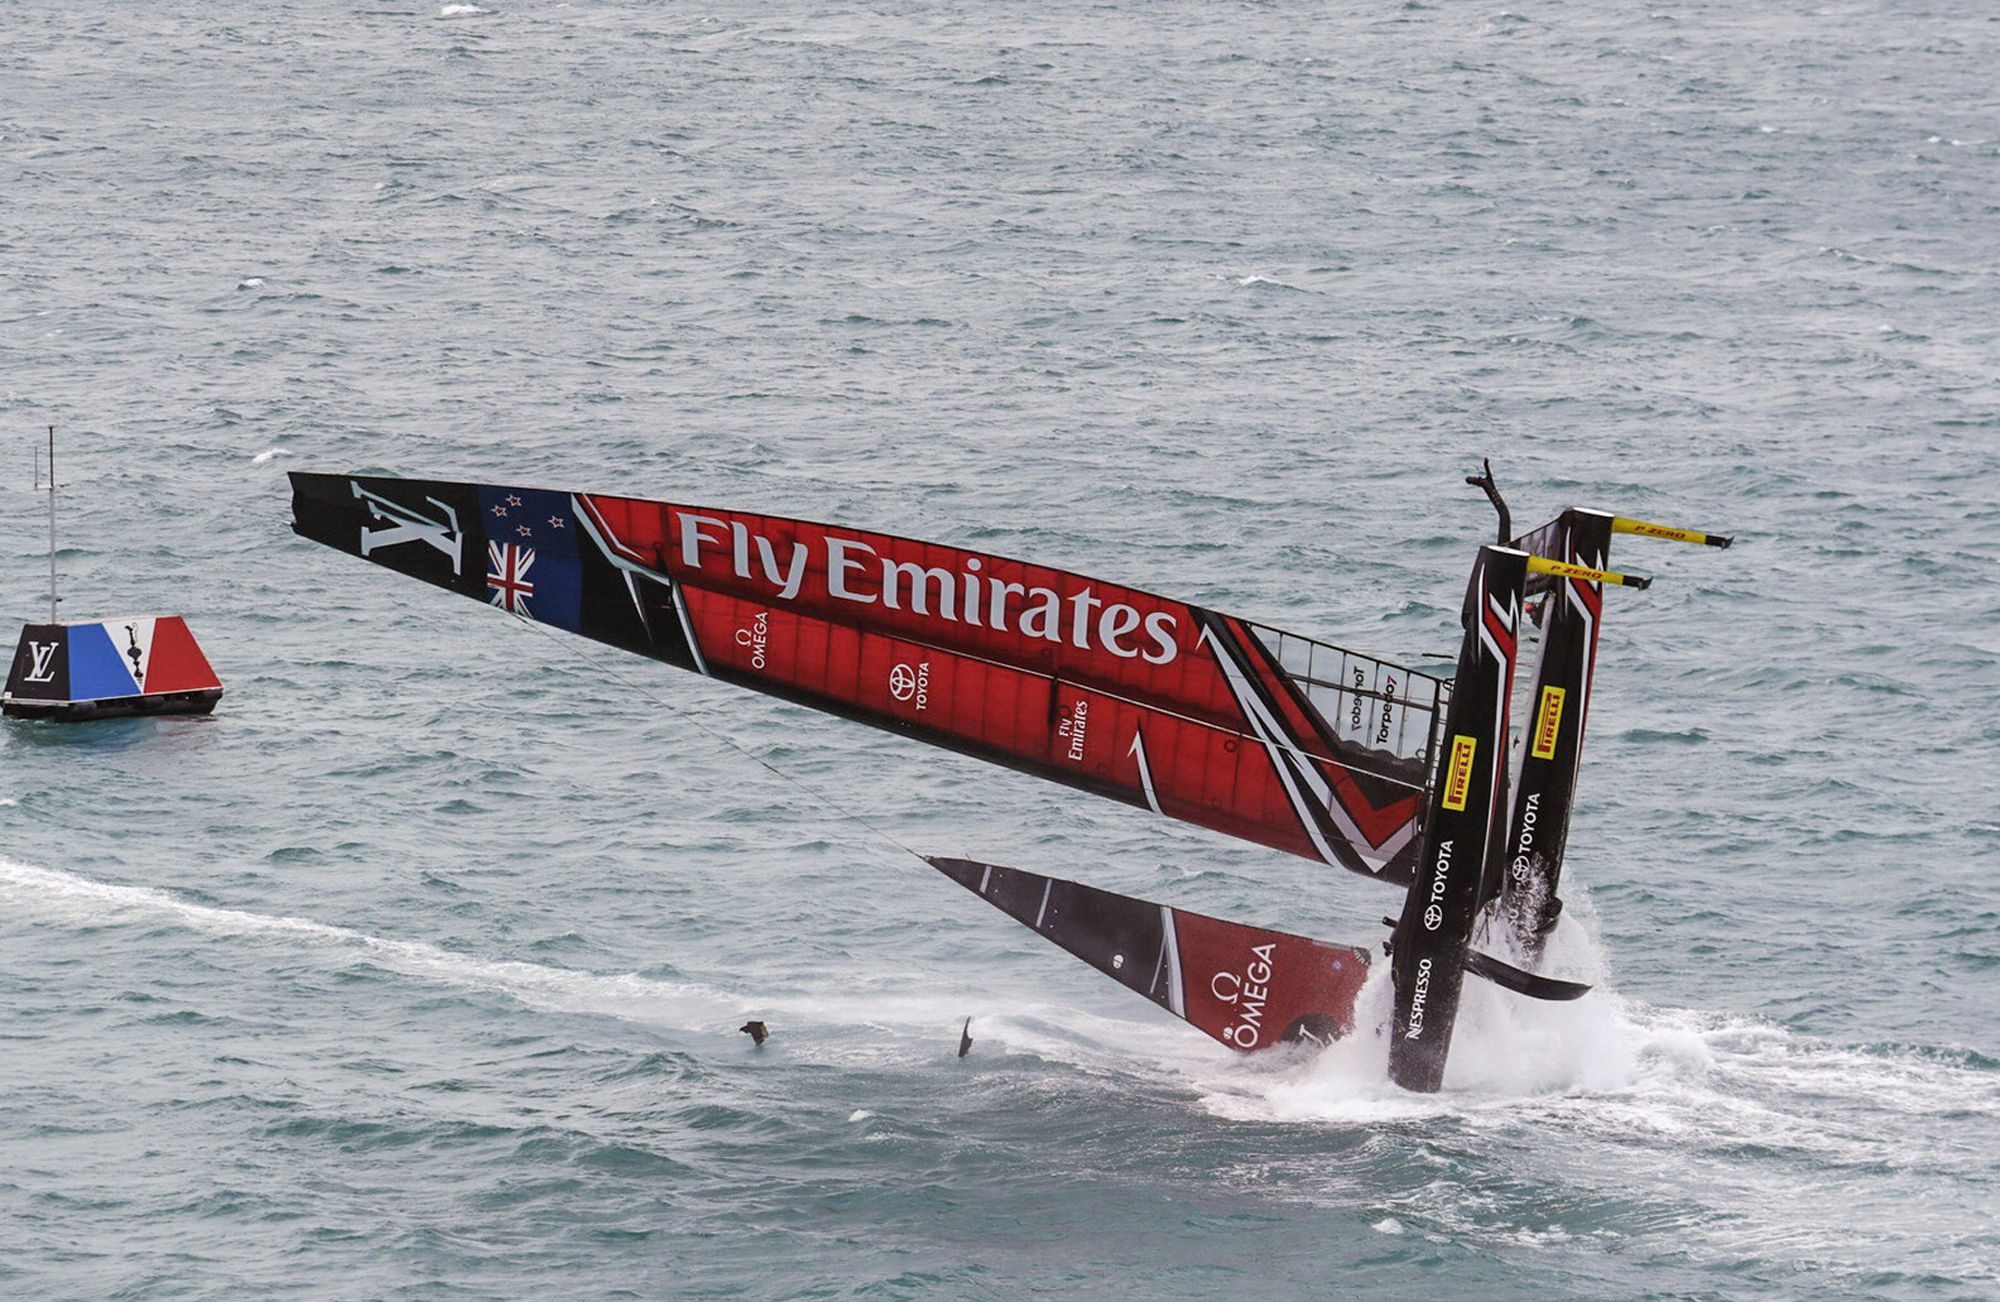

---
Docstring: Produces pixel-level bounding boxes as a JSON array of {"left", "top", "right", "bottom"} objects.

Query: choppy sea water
[{"left": 3, "top": 2, "right": 1997, "bottom": 1297}]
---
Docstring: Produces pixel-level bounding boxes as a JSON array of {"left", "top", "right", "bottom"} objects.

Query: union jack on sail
[{"left": 486, "top": 542, "right": 536, "bottom": 615}]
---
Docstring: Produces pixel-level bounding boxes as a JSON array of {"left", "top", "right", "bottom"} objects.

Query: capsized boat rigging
[{"left": 289, "top": 468, "right": 1729, "bottom": 1092}]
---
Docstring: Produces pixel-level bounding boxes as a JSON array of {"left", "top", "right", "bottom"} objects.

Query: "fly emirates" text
[{"left": 677, "top": 514, "right": 1183, "bottom": 664}]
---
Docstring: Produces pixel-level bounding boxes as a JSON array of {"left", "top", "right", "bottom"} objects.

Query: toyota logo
[
  {"left": 888, "top": 663, "right": 918, "bottom": 701},
  {"left": 1423, "top": 903, "right": 1443, "bottom": 930}
]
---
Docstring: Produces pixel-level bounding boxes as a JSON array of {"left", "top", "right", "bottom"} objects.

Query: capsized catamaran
[{"left": 289, "top": 470, "right": 1727, "bottom": 1091}]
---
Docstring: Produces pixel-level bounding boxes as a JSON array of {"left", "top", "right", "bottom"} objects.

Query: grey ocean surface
[{"left": 3, "top": 3, "right": 1997, "bottom": 1298}]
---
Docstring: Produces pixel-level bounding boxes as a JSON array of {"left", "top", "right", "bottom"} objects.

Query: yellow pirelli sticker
[
  {"left": 1441, "top": 735, "right": 1477, "bottom": 811},
  {"left": 1531, "top": 686, "right": 1567, "bottom": 760}
]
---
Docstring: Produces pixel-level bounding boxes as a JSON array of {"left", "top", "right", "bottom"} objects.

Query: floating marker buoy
[
  {"left": 3, "top": 428, "right": 224, "bottom": 723},
  {"left": 3, "top": 617, "right": 224, "bottom": 721}
]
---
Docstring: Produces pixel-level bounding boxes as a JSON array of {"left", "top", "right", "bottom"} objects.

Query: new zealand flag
[{"left": 477, "top": 485, "right": 583, "bottom": 633}]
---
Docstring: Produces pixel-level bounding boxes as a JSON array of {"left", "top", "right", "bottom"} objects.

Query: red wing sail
[
  {"left": 291, "top": 474, "right": 1444, "bottom": 882},
  {"left": 928, "top": 856, "right": 1370, "bottom": 1049}
]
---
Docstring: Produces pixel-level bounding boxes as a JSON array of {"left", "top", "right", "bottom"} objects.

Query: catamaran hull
[
  {"left": 1491, "top": 510, "right": 1611, "bottom": 953},
  {"left": 292, "top": 472, "right": 1446, "bottom": 883},
  {"left": 1388, "top": 546, "right": 1528, "bottom": 1093}
]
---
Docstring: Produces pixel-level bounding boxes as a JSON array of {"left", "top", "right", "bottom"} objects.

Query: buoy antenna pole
[{"left": 36, "top": 425, "right": 60, "bottom": 623}]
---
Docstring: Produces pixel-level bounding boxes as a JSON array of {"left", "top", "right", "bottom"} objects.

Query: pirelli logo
[
  {"left": 1441, "top": 735, "right": 1477, "bottom": 811},
  {"left": 1531, "top": 686, "right": 1567, "bottom": 760}
]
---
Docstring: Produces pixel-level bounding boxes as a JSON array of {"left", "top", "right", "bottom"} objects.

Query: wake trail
[
  {"left": 0, "top": 856, "right": 1116, "bottom": 1051},
  {"left": 6, "top": 856, "right": 1993, "bottom": 1143},
  {"left": 0, "top": 856, "right": 744, "bottom": 1028}
]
